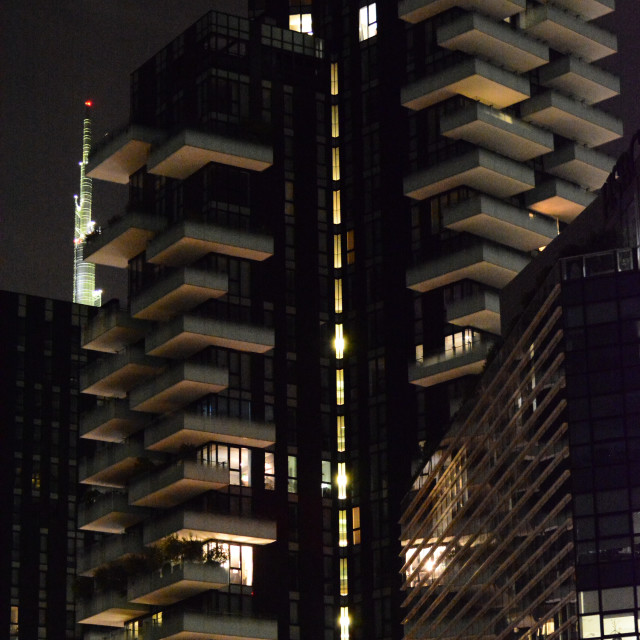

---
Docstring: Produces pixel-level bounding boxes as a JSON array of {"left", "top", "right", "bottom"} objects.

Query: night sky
[{"left": 1, "top": 1, "right": 639, "bottom": 304}]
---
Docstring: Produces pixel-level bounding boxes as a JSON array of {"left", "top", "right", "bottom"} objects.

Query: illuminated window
[
  {"left": 128, "top": 621, "right": 140, "bottom": 639},
  {"left": 331, "top": 63, "right": 339, "bottom": 95},
  {"left": 338, "top": 462, "right": 347, "bottom": 499},
  {"left": 335, "top": 279, "right": 343, "bottom": 313},
  {"left": 10, "top": 606, "right": 18, "bottom": 637},
  {"left": 332, "top": 105, "right": 340, "bottom": 138},
  {"left": 206, "top": 541, "right": 253, "bottom": 585},
  {"left": 352, "top": 506, "right": 361, "bottom": 544},
  {"left": 339, "top": 510, "right": 348, "bottom": 547},
  {"left": 152, "top": 612, "right": 163, "bottom": 627},
  {"left": 337, "top": 415, "right": 346, "bottom": 452},
  {"left": 335, "top": 324, "right": 345, "bottom": 359},
  {"left": 322, "top": 460, "right": 332, "bottom": 497},
  {"left": 31, "top": 472, "right": 40, "bottom": 490},
  {"left": 358, "top": 4, "right": 377, "bottom": 41},
  {"left": 415, "top": 344, "right": 423, "bottom": 364},
  {"left": 334, "top": 235, "right": 342, "bottom": 269},
  {"left": 339, "top": 557, "right": 349, "bottom": 595},
  {"left": 333, "top": 190, "right": 341, "bottom": 224},
  {"left": 340, "top": 606, "right": 350, "bottom": 639},
  {"left": 289, "top": 13, "right": 313, "bottom": 34},
  {"left": 346, "top": 230, "right": 355, "bottom": 264},
  {"left": 264, "top": 451, "right": 275, "bottom": 490},
  {"left": 336, "top": 369, "right": 345, "bottom": 405},
  {"left": 199, "top": 444, "right": 251, "bottom": 486},
  {"left": 332, "top": 147, "right": 341, "bottom": 181},
  {"left": 288, "top": 455, "right": 298, "bottom": 493}
]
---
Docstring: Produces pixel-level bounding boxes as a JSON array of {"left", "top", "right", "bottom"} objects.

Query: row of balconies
[
  {"left": 86, "top": 125, "right": 272, "bottom": 185},
  {"left": 85, "top": 215, "right": 274, "bottom": 271}
]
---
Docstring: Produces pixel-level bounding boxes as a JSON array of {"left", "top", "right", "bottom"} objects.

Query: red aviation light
[{"left": 85, "top": 100, "right": 93, "bottom": 107}]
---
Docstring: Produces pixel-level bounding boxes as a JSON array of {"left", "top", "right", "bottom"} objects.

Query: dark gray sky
[{"left": 1, "top": 2, "right": 638, "bottom": 303}]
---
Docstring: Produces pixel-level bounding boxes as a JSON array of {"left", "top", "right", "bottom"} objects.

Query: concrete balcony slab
[
  {"left": 148, "top": 129, "right": 273, "bottom": 179},
  {"left": 523, "top": 178, "right": 596, "bottom": 223},
  {"left": 145, "top": 412, "right": 276, "bottom": 453},
  {"left": 518, "top": 4, "right": 616, "bottom": 62},
  {"left": 84, "top": 211, "right": 165, "bottom": 268},
  {"left": 446, "top": 290, "right": 501, "bottom": 334},
  {"left": 438, "top": 12, "right": 548, "bottom": 72},
  {"left": 146, "top": 315, "right": 274, "bottom": 359},
  {"left": 520, "top": 91, "right": 623, "bottom": 148},
  {"left": 404, "top": 148, "right": 535, "bottom": 201},
  {"left": 398, "top": 0, "right": 525, "bottom": 23},
  {"left": 130, "top": 362, "right": 229, "bottom": 414},
  {"left": 147, "top": 220, "right": 273, "bottom": 266},
  {"left": 402, "top": 57, "right": 529, "bottom": 111},
  {"left": 441, "top": 194, "right": 557, "bottom": 252},
  {"left": 131, "top": 268, "right": 228, "bottom": 322},
  {"left": 78, "top": 491, "right": 148, "bottom": 534},
  {"left": 82, "top": 300, "right": 148, "bottom": 353},
  {"left": 543, "top": 143, "right": 615, "bottom": 190},
  {"left": 80, "top": 398, "right": 146, "bottom": 443},
  {"left": 539, "top": 56, "right": 620, "bottom": 105},
  {"left": 440, "top": 103, "right": 553, "bottom": 162}
]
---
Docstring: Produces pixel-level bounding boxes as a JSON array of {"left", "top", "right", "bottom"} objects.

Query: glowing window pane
[
  {"left": 332, "top": 147, "right": 340, "bottom": 181},
  {"left": 333, "top": 190, "right": 341, "bottom": 224},
  {"left": 337, "top": 415, "right": 346, "bottom": 452},
  {"left": 289, "top": 13, "right": 313, "bottom": 34},
  {"left": 332, "top": 105, "right": 340, "bottom": 137},
  {"left": 335, "top": 324, "right": 345, "bottom": 359},
  {"left": 358, "top": 3, "right": 377, "bottom": 41},
  {"left": 331, "top": 63, "right": 339, "bottom": 95},
  {"left": 340, "top": 606, "right": 350, "bottom": 640},
  {"left": 338, "top": 462, "right": 347, "bottom": 499},
  {"left": 334, "top": 235, "right": 342, "bottom": 269},
  {"left": 339, "top": 510, "right": 348, "bottom": 547},
  {"left": 336, "top": 369, "right": 344, "bottom": 405},
  {"left": 335, "top": 279, "right": 343, "bottom": 313}
]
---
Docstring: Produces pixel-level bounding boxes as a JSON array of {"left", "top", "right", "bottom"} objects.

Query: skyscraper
[
  {"left": 76, "top": 2, "right": 621, "bottom": 639},
  {"left": 74, "top": 101, "right": 102, "bottom": 307},
  {"left": 0, "top": 291, "right": 86, "bottom": 640}
]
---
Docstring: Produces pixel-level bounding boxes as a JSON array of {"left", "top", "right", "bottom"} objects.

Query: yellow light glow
[
  {"left": 340, "top": 607, "right": 350, "bottom": 639},
  {"left": 335, "top": 324, "right": 345, "bottom": 358},
  {"left": 337, "top": 462, "right": 347, "bottom": 499}
]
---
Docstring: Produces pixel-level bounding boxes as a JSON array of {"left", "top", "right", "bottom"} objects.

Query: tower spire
[{"left": 73, "top": 100, "right": 101, "bottom": 306}]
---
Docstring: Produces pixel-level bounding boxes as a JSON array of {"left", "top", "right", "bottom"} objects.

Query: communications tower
[{"left": 73, "top": 100, "right": 101, "bottom": 306}]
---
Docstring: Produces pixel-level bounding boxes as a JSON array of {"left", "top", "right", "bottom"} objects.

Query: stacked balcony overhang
[
  {"left": 400, "top": 0, "right": 619, "bottom": 387},
  {"left": 78, "top": 24, "right": 281, "bottom": 634}
]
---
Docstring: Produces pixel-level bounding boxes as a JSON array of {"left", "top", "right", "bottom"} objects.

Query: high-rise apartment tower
[{"left": 77, "top": 2, "right": 622, "bottom": 639}]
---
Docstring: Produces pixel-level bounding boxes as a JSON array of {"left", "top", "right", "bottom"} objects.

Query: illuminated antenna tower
[{"left": 73, "top": 100, "right": 101, "bottom": 306}]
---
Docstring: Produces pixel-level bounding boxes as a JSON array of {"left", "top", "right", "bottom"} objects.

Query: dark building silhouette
[
  {"left": 76, "top": 2, "right": 621, "bottom": 639},
  {"left": 0, "top": 291, "right": 86, "bottom": 640}
]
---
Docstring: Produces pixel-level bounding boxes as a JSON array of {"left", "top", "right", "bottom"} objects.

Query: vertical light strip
[
  {"left": 335, "top": 279, "right": 343, "bottom": 313},
  {"left": 333, "top": 190, "right": 341, "bottom": 224},
  {"left": 339, "top": 510, "right": 348, "bottom": 547},
  {"left": 334, "top": 234, "right": 342, "bottom": 269},
  {"left": 337, "top": 416, "right": 346, "bottom": 452},
  {"left": 337, "top": 462, "right": 347, "bottom": 499},
  {"left": 339, "top": 557, "right": 349, "bottom": 595},
  {"left": 332, "top": 147, "right": 341, "bottom": 181},
  {"left": 335, "top": 324, "right": 344, "bottom": 359},
  {"left": 340, "top": 607, "right": 350, "bottom": 639},
  {"left": 336, "top": 369, "right": 345, "bottom": 405}
]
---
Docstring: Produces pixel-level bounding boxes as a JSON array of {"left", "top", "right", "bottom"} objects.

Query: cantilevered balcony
[
  {"left": 76, "top": 590, "right": 148, "bottom": 627},
  {"left": 127, "top": 562, "right": 228, "bottom": 606},
  {"left": 441, "top": 195, "right": 557, "bottom": 252},
  {"left": 143, "top": 612, "right": 277, "bottom": 640},
  {"left": 145, "top": 315, "right": 274, "bottom": 359},
  {"left": 401, "top": 57, "right": 529, "bottom": 111},
  {"left": 130, "top": 362, "right": 228, "bottom": 414},
  {"left": 80, "top": 399, "right": 145, "bottom": 443},
  {"left": 407, "top": 237, "right": 529, "bottom": 293},
  {"left": 523, "top": 178, "right": 596, "bottom": 223},
  {"left": 86, "top": 124, "right": 160, "bottom": 184},
  {"left": 539, "top": 57, "right": 620, "bottom": 105},
  {"left": 144, "top": 509, "right": 277, "bottom": 546},
  {"left": 145, "top": 412, "right": 276, "bottom": 453},
  {"left": 131, "top": 268, "right": 228, "bottom": 322},
  {"left": 520, "top": 91, "right": 623, "bottom": 148},
  {"left": 78, "top": 530, "right": 144, "bottom": 576},
  {"left": 147, "top": 129, "right": 273, "bottom": 179},
  {"left": 410, "top": 332, "right": 496, "bottom": 387},
  {"left": 82, "top": 299, "right": 148, "bottom": 353},
  {"left": 84, "top": 211, "right": 165, "bottom": 268},
  {"left": 548, "top": 0, "right": 614, "bottom": 20},
  {"left": 398, "top": 0, "right": 525, "bottom": 23},
  {"left": 518, "top": 5, "right": 617, "bottom": 62},
  {"left": 128, "top": 460, "right": 230, "bottom": 508},
  {"left": 446, "top": 290, "right": 501, "bottom": 334},
  {"left": 404, "top": 148, "right": 534, "bottom": 201},
  {"left": 437, "top": 12, "right": 548, "bottom": 73},
  {"left": 440, "top": 103, "right": 553, "bottom": 162},
  {"left": 543, "top": 143, "right": 614, "bottom": 191},
  {"left": 78, "top": 490, "right": 148, "bottom": 534},
  {"left": 146, "top": 219, "right": 274, "bottom": 266},
  {"left": 79, "top": 438, "right": 147, "bottom": 488},
  {"left": 80, "top": 345, "right": 163, "bottom": 398}
]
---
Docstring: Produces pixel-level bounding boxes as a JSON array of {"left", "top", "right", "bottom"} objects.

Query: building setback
[
  {"left": 76, "top": 1, "right": 621, "bottom": 639},
  {"left": 401, "top": 134, "right": 640, "bottom": 640},
  {"left": 0, "top": 291, "right": 85, "bottom": 640}
]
